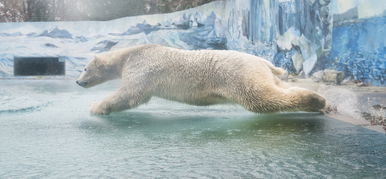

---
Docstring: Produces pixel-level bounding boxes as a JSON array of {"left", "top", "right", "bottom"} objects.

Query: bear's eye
[{"left": 84, "top": 68, "right": 87, "bottom": 72}]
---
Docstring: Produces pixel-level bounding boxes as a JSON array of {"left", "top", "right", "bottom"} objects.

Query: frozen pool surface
[{"left": 0, "top": 80, "right": 385, "bottom": 178}]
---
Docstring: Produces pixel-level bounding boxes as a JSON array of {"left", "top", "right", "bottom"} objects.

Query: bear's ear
[
  {"left": 93, "top": 56, "right": 100, "bottom": 66},
  {"left": 93, "top": 58, "right": 99, "bottom": 66}
]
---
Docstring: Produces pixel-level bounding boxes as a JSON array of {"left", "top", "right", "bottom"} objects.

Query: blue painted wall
[{"left": 328, "top": 16, "right": 386, "bottom": 85}]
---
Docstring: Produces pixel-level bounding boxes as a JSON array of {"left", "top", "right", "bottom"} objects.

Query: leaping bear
[{"left": 76, "top": 44, "right": 326, "bottom": 115}]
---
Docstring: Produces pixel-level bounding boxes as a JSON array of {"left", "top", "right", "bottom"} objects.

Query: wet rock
[
  {"left": 373, "top": 104, "right": 386, "bottom": 110},
  {"left": 362, "top": 104, "right": 386, "bottom": 130},
  {"left": 354, "top": 80, "right": 369, "bottom": 87}
]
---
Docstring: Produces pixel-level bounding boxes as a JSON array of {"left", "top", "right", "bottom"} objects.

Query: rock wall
[{"left": 0, "top": 0, "right": 384, "bottom": 85}]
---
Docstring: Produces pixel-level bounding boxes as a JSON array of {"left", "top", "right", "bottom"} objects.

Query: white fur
[{"left": 76, "top": 44, "right": 326, "bottom": 115}]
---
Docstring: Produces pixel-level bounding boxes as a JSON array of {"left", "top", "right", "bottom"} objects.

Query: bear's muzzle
[{"left": 76, "top": 80, "right": 88, "bottom": 87}]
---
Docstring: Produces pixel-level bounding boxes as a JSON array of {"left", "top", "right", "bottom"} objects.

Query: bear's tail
[
  {"left": 263, "top": 60, "right": 286, "bottom": 76},
  {"left": 261, "top": 60, "right": 288, "bottom": 81},
  {"left": 269, "top": 65, "right": 286, "bottom": 76}
]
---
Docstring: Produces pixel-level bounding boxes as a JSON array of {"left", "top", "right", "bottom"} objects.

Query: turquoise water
[{"left": 0, "top": 80, "right": 385, "bottom": 178}]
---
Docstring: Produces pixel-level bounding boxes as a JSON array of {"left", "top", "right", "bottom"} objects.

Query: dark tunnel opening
[{"left": 14, "top": 57, "right": 65, "bottom": 76}]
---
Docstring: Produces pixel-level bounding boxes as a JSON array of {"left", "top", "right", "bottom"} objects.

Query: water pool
[{"left": 0, "top": 80, "right": 385, "bottom": 178}]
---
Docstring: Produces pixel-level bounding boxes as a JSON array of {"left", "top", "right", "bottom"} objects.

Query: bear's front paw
[{"left": 90, "top": 102, "right": 111, "bottom": 115}]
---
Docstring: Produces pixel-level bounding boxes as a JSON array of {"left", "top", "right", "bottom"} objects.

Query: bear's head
[{"left": 76, "top": 55, "right": 120, "bottom": 88}]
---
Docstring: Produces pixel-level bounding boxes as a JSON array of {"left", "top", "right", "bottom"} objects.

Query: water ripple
[{"left": 0, "top": 102, "right": 50, "bottom": 114}]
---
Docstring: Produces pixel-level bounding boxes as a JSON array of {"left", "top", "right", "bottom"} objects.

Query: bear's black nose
[{"left": 76, "top": 80, "right": 87, "bottom": 87}]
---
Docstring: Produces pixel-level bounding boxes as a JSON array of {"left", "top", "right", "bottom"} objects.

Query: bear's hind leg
[
  {"left": 91, "top": 87, "right": 150, "bottom": 115},
  {"left": 230, "top": 85, "right": 325, "bottom": 113}
]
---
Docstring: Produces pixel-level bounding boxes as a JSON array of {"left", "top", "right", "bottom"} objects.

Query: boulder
[
  {"left": 312, "top": 69, "right": 344, "bottom": 85},
  {"left": 323, "top": 69, "right": 344, "bottom": 85}
]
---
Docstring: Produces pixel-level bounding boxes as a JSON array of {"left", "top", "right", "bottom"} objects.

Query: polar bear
[{"left": 76, "top": 44, "right": 326, "bottom": 115}]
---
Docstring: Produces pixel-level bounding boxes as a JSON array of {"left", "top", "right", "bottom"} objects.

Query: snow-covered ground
[{"left": 0, "top": 0, "right": 384, "bottom": 85}]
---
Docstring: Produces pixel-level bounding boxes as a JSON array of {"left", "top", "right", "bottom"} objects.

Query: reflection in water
[
  {"left": 0, "top": 80, "right": 385, "bottom": 178},
  {"left": 88, "top": 112, "right": 327, "bottom": 136}
]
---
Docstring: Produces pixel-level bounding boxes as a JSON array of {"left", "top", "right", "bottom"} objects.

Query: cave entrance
[{"left": 14, "top": 57, "right": 65, "bottom": 76}]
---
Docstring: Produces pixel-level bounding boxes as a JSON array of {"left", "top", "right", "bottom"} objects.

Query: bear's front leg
[
  {"left": 90, "top": 87, "right": 150, "bottom": 115},
  {"left": 91, "top": 101, "right": 112, "bottom": 115}
]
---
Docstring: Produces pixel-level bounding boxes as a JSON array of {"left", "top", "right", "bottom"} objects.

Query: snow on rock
[
  {"left": 291, "top": 52, "right": 304, "bottom": 73},
  {"left": 44, "top": 43, "right": 58, "bottom": 48},
  {"left": 276, "top": 28, "right": 319, "bottom": 75},
  {"left": 38, "top": 27, "right": 73, "bottom": 39},
  {"left": 91, "top": 40, "right": 118, "bottom": 52},
  {"left": 276, "top": 28, "right": 299, "bottom": 51}
]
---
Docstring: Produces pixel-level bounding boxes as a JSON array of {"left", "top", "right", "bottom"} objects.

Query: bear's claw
[{"left": 320, "top": 103, "right": 338, "bottom": 114}]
